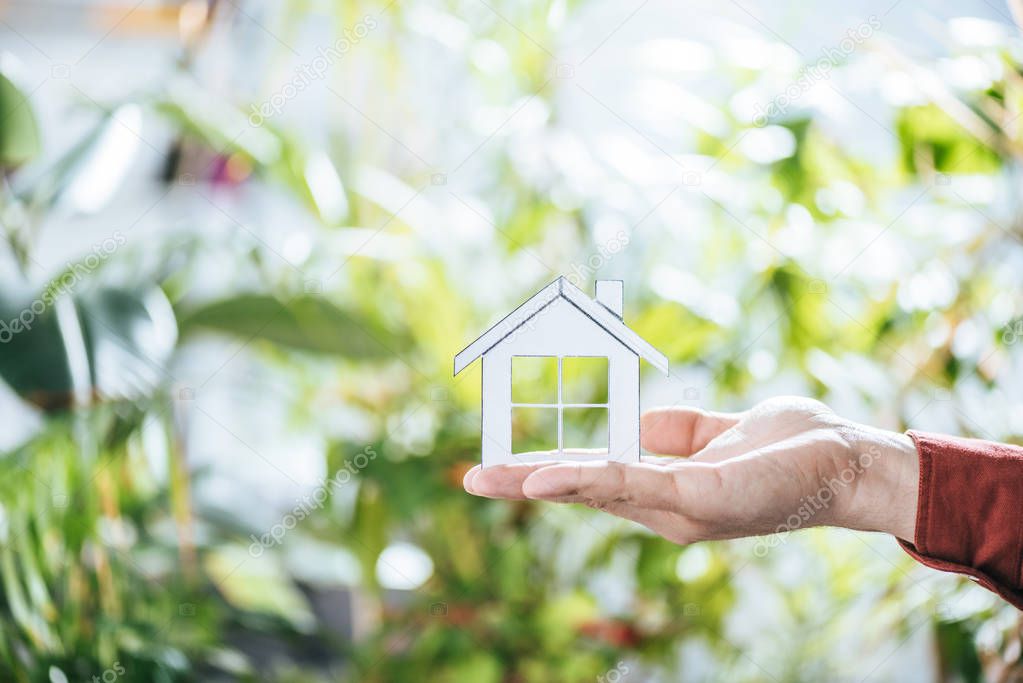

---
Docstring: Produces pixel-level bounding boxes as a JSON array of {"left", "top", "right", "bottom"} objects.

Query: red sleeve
[{"left": 899, "top": 430, "right": 1023, "bottom": 610}]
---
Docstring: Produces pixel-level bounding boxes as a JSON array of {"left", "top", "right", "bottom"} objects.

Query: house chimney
[{"left": 595, "top": 280, "right": 623, "bottom": 318}]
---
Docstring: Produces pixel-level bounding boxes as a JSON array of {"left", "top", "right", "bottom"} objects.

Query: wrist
[{"left": 839, "top": 424, "right": 920, "bottom": 542}]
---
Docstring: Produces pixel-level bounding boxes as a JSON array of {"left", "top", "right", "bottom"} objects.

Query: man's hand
[{"left": 463, "top": 396, "right": 919, "bottom": 546}]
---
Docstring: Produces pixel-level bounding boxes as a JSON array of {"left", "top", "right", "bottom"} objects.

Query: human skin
[{"left": 463, "top": 396, "right": 919, "bottom": 546}]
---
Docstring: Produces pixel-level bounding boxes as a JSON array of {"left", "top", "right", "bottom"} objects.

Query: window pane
[
  {"left": 511, "top": 356, "right": 557, "bottom": 404},
  {"left": 512, "top": 407, "right": 558, "bottom": 454},
  {"left": 562, "top": 407, "right": 609, "bottom": 453},
  {"left": 561, "top": 356, "right": 609, "bottom": 404}
]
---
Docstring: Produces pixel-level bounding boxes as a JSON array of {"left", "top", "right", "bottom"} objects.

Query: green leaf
[
  {"left": 0, "top": 284, "right": 177, "bottom": 411},
  {"left": 153, "top": 79, "right": 349, "bottom": 224},
  {"left": 438, "top": 651, "right": 502, "bottom": 683},
  {"left": 274, "top": 138, "right": 349, "bottom": 225},
  {"left": 0, "top": 69, "right": 41, "bottom": 169},
  {"left": 203, "top": 548, "right": 316, "bottom": 630},
  {"left": 17, "top": 105, "right": 141, "bottom": 215},
  {"left": 177, "top": 293, "right": 410, "bottom": 359},
  {"left": 153, "top": 78, "right": 281, "bottom": 166},
  {"left": 935, "top": 620, "right": 983, "bottom": 683},
  {"left": 0, "top": 285, "right": 76, "bottom": 410},
  {"left": 897, "top": 104, "right": 1002, "bottom": 175},
  {"left": 75, "top": 286, "right": 178, "bottom": 402}
]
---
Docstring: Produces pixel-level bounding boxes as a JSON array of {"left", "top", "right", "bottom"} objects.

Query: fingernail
[{"left": 462, "top": 464, "right": 481, "bottom": 492}]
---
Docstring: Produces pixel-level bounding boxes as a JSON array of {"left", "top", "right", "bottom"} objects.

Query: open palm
[{"left": 463, "top": 396, "right": 918, "bottom": 545}]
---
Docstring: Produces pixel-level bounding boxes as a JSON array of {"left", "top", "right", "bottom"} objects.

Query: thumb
[
  {"left": 641, "top": 406, "right": 743, "bottom": 456},
  {"left": 521, "top": 460, "right": 723, "bottom": 513}
]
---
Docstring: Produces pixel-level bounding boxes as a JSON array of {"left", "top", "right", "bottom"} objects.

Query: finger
[
  {"left": 521, "top": 460, "right": 721, "bottom": 512},
  {"left": 687, "top": 427, "right": 761, "bottom": 464},
  {"left": 467, "top": 461, "right": 561, "bottom": 499},
  {"left": 465, "top": 457, "right": 676, "bottom": 495},
  {"left": 465, "top": 457, "right": 676, "bottom": 497},
  {"left": 587, "top": 502, "right": 701, "bottom": 545},
  {"left": 521, "top": 488, "right": 677, "bottom": 525},
  {"left": 641, "top": 407, "right": 743, "bottom": 456},
  {"left": 587, "top": 500, "right": 670, "bottom": 527},
  {"left": 462, "top": 464, "right": 481, "bottom": 491},
  {"left": 640, "top": 454, "right": 685, "bottom": 465}
]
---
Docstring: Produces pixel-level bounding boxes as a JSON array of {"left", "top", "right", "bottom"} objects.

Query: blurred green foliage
[
  {"left": 0, "top": 2, "right": 1022, "bottom": 682},
  {"left": 0, "top": 72, "right": 40, "bottom": 169}
]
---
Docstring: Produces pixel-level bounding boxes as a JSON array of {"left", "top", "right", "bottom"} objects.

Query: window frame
[{"left": 511, "top": 355, "right": 610, "bottom": 454}]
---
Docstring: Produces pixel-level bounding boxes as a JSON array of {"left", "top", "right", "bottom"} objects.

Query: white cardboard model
[{"left": 454, "top": 277, "right": 669, "bottom": 467}]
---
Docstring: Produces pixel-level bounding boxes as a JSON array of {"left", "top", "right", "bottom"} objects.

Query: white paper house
[{"left": 454, "top": 277, "right": 669, "bottom": 467}]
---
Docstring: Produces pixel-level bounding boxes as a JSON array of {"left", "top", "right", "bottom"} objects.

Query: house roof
[{"left": 453, "top": 277, "right": 670, "bottom": 375}]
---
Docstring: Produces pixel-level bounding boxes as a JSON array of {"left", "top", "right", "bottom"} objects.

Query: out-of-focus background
[{"left": 1, "top": 0, "right": 1022, "bottom": 680}]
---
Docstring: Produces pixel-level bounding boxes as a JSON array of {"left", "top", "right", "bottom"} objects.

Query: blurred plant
[{"left": 1, "top": 2, "right": 1023, "bottom": 682}]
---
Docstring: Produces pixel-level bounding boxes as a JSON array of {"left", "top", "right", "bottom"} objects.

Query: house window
[{"left": 511, "top": 355, "right": 609, "bottom": 454}]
